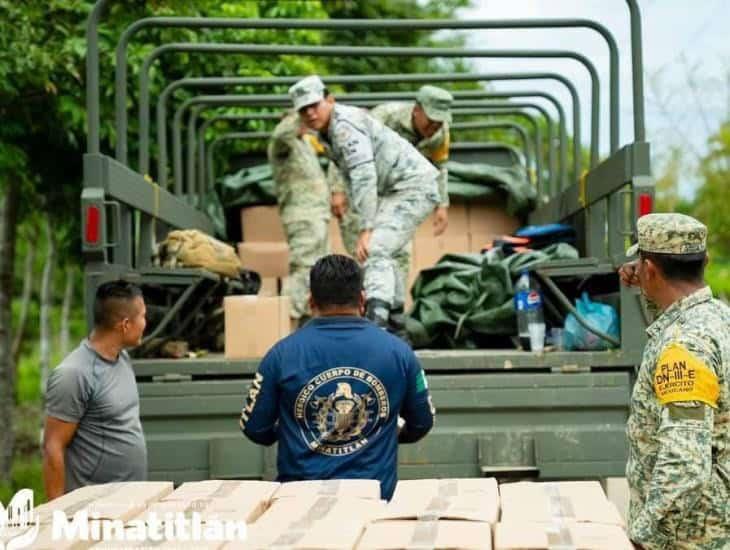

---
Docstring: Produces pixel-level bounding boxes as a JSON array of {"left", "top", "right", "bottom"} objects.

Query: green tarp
[
  {"left": 406, "top": 244, "right": 579, "bottom": 349},
  {"left": 445, "top": 161, "right": 536, "bottom": 216}
]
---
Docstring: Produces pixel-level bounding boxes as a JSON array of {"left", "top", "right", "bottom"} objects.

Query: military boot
[
  {"left": 388, "top": 305, "right": 412, "bottom": 346},
  {"left": 365, "top": 298, "right": 391, "bottom": 329}
]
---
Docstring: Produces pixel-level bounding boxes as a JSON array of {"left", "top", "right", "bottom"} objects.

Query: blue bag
[{"left": 564, "top": 292, "right": 619, "bottom": 350}]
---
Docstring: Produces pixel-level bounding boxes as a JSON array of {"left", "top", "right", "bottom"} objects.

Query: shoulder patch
[{"left": 653, "top": 342, "right": 719, "bottom": 408}]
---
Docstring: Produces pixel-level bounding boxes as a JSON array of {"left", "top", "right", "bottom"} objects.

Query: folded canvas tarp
[{"left": 406, "top": 243, "right": 579, "bottom": 349}]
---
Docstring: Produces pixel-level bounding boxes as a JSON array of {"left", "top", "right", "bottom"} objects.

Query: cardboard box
[
  {"left": 467, "top": 204, "right": 520, "bottom": 252},
  {"left": 34, "top": 482, "right": 174, "bottom": 525},
  {"left": 379, "top": 478, "right": 500, "bottom": 524},
  {"left": 273, "top": 479, "right": 382, "bottom": 500},
  {"left": 225, "top": 518, "right": 366, "bottom": 550},
  {"left": 141, "top": 480, "right": 280, "bottom": 524},
  {"left": 499, "top": 481, "right": 624, "bottom": 526},
  {"left": 412, "top": 235, "right": 471, "bottom": 272},
  {"left": 258, "top": 277, "right": 280, "bottom": 297},
  {"left": 493, "top": 521, "right": 633, "bottom": 550},
  {"left": 241, "top": 206, "right": 286, "bottom": 242},
  {"left": 224, "top": 296, "right": 290, "bottom": 359},
  {"left": 358, "top": 520, "right": 492, "bottom": 550},
  {"left": 328, "top": 217, "right": 350, "bottom": 256},
  {"left": 255, "top": 496, "right": 385, "bottom": 528},
  {"left": 238, "top": 242, "right": 289, "bottom": 278},
  {"left": 415, "top": 203, "right": 469, "bottom": 239}
]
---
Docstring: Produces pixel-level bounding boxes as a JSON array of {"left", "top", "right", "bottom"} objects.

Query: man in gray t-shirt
[{"left": 43, "top": 281, "right": 148, "bottom": 499}]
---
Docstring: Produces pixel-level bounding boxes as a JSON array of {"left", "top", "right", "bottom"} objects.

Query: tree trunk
[
  {"left": 39, "top": 217, "right": 56, "bottom": 397},
  {"left": 0, "top": 181, "right": 20, "bottom": 480},
  {"left": 12, "top": 236, "right": 36, "bottom": 365},
  {"left": 60, "top": 264, "right": 74, "bottom": 357}
]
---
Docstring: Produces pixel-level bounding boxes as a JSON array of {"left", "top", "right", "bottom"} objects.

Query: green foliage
[
  {"left": 695, "top": 123, "right": 730, "bottom": 258},
  {"left": 0, "top": 457, "right": 45, "bottom": 505},
  {"left": 0, "top": 403, "right": 45, "bottom": 504},
  {"left": 706, "top": 258, "right": 730, "bottom": 301}
]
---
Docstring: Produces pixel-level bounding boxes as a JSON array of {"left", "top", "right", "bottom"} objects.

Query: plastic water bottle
[
  {"left": 514, "top": 271, "right": 531, "bottom": 350},
  {"left": 515, "top": 271, "right": 546, "bottom": 351}
]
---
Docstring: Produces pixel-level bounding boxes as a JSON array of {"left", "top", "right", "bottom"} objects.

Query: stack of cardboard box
[
  {"left": 359, "top": 478, "right": 499, "bottom": 549},
  {"left": 238, "top": 206, "right": 289, "bottom": 296},
  {"left": 228, "top": 479, "right": 384, "bottom": 549},
  {"left": 225, "top": 206, "right": 292, "bottom": 360},
  {"left": 494, "top": 481, "right": 632, "bottom": 550}
]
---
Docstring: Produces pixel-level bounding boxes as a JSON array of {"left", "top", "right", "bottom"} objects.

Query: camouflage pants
[
  {"left": 281, "top": 213, "right": 330, "bottom": 319},
  {"left": 338, "top": 209, "right": 413, "bottom": 300},
  {"left": 363, "top": 190, "right": 436, "bottom": 307}
]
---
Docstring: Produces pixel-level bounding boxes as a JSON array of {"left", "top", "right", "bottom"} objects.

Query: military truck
[{"left": 81, "top": 1, "right": 653, "bottom": 484}]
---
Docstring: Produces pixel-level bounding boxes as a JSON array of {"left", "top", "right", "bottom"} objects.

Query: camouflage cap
[
  {"left": 289, "top": 75, "right": 326, "bottom": 111},
  {"left": 416, "top": 85, "right": 453, "bottom": 123},
  {"left": 626, "top": 213, "right": 707, "bottom": 257}
]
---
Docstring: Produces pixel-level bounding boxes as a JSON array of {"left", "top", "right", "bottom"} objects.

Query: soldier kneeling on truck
[{"left": 239, "top": 254, "right": 435, "bottom": 499}]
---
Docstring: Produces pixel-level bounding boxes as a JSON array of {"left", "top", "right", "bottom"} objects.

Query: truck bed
[{"left": 134, "top": 348, "right": 635, "bottom": 484}]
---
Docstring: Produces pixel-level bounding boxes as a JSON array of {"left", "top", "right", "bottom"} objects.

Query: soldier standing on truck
[
  {"left": 289, "top": 75, "right": 440, "bottom": 331},
  {"left": 42, "top": 281, "right": 149, "bottom": 500},
  {"left": 268, "top": 111, "right": 331, "bottom": 325},
  {"left": 331, "top": 85, "right": 454, "bottom": 337},
  {"left": 239, "top": 255, "right": 434, "bottom": 499},
  {"left": 618, "top": 213, "right": 729, "bottom": 549}
]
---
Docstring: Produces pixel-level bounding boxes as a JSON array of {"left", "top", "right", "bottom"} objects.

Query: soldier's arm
[
  {"left": 239, "top": 349, "right": 281, "bottom": 446},
  {"left": 630, "top": 333, "right": 720, "bottom": 546},
  {"left": 429, "top": 130, "right": 450, "bottom": 207},
  {"left": 327, "top": 161, "right": 347, "bottom": 194},
  {"left": 334, "top": 121, "right": 377, "bottom": 230}
]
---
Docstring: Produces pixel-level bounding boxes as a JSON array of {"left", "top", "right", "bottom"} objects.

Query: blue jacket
[{"left": 239, "top": 316, "right": 434, "bottom": 499}]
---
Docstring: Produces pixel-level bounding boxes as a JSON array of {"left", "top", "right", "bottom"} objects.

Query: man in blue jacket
[{"left": 239, "top": 254, "right": 434, "bottom": 499}]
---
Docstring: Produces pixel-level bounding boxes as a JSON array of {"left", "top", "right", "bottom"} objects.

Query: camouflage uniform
[
  {"left": 625, "top": 214, "right": 730, "bottom": 549},
  {"left": 331, "top": 88, "right": 452, "bottom": 302},
  {"left": 322, "top": 102, "right": 439, "bottom": 309},
  {"left": 267, "top": 112, "right": 330, "bottom": 319}
]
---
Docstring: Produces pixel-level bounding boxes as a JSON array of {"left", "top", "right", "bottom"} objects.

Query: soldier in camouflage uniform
[
  {"left": 289, "top": 75, "right": 440, "bottom": 331},
  {"left": 330, "top": 86, "right": 453, "bottom": 333},
  {"left": 267, "top": 111, "right": 330, "bottom": 322},
  {"left": 618, "top": 213, "right": 729, "bottom": 549}
]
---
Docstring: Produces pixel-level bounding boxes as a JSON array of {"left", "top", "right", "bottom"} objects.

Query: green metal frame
[
  {"left": 154, "top": 71, "right": 581, "bottom": 191},
  {"left": 196, "top": 105, "right": 544, "bottom": 198},
  {"left": 182, "top": 89, "right": 562, "bottom": 202},
  {"left": 109, "top": 17, "right": 621, "bottom": 166},
  {"left": 175, "top": 96, "right": 551, "bottom": 197},
  {"left": 194, "top": 115, "right": 534, "bottom": 195}
]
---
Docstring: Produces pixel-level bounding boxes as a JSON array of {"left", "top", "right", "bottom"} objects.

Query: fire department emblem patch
[{"left": 294, "top": 367, "right": 390, "bottom": 456}]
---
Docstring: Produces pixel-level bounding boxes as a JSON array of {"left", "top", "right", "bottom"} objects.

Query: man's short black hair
[
  {"left": 93, "top": 280, "right": 143, "bottom": 329},
  {"left": 310, "top": 255, "right": 363, "bottom": 310},
  {"left": 640, "top": 250, "right": 706, "bottom": 283}
]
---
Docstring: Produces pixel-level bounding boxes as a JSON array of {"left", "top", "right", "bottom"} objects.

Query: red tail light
[
  {"left": 638, "top": 193, "right": 653, "bottom": 217},
  {"left": 85, "top": 205, "right": 100, "bottom": 244}
]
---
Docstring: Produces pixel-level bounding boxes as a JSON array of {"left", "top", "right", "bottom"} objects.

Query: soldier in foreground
[
  {"left": 331, "top": 85, "right": 454, "bottom": 335},
  {"left": 267, "top": 111, "right": 330, "bottom": 325},
  {"left": 289, "top": 75, "right": 440, "bottom": 331},
  {"left": 618, "top": 213, "right": 729, "bottom": 549}
]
